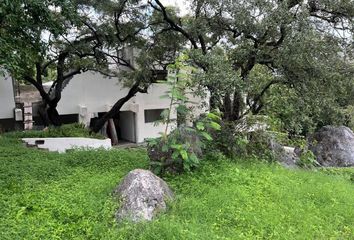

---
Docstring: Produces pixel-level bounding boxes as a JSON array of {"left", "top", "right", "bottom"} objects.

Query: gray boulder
[
  {"left": 114, "top": 169, "right": 174, "bottom": 222},
  {"left": 310, "top": 126, "right": 354, "bottom": 167},
  {"left": 279, "top": 146, "right": 300, "bottom": 168}
]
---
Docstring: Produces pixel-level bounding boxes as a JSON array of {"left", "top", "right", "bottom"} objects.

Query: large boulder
[
  {"left": 114, "top": 169, "right": 174, "bottom": 222},
  {"left": 310, "top": 126, "right": 354, "bottom": 167}
]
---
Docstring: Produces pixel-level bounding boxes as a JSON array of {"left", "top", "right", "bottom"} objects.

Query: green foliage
[
  {"left": 298, "top": 149, "right": 319, "bottom": 169},
  {"left": 207, "top": 121, "right": 247, "bottom": 158},
  {"left": 0, "top": 0, "right": 82, "bottom": 77},
  {"left": 148, "top": 54, "right": 221, "bottom": 174},
  {"left": 3, "top": 123, "right": 104, "bottom": 139},
  {"left": 152, "top": 0, "right": 354, "bottom": 128},
  {"left": 148, "top": 113, "right": 221, "bottom": 175},
  {"left": 0, "top": 136, "right": 353, "bottom": 239},
  {"left": 264, "top": 75, "right": 354, "bottom": 136}
]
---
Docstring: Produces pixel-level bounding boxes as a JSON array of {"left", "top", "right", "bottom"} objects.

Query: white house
[
  {"left": 0, "top": 72, "right": 16, "bottom": 131},
  {"left": 54, "top": 71, "right": 173, "bottom": 142},
  {"left": 0, "top": 69, "right": 208, "bottom": 142},
  {"left": 55, "top": 71, "right": 208, "bottom": 143}
]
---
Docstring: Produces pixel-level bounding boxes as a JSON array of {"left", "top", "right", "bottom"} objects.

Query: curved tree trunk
[
  {"left": 91, "top": 82, "right": 146, "bottom": 133},
  {"left": 37, "top": 101, "right": 61, "bottom": 127},
  {"left": 47, "top": 106, "right": 61, "bottom": 126}
]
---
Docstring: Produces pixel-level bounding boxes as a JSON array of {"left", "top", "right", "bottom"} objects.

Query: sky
[{"left": 159, "top": 0, "right": 190, "bottom": 15}]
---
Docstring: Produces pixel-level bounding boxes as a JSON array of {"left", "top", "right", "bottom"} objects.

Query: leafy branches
[{"left": 148, "top": 54, "right": 221, "bottom": 174}]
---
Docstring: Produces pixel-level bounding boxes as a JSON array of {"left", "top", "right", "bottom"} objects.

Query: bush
[
  {"left": 148, "top": 126, "right": 203, "bottom": 174},
  {"left": 207, "top": 121, "right": 282, "bottom": 161},
  {"left": 297, "top": 149, "right": 319, "bottom": 168},
  {"left": 3, "top": 123, "right": 105, "bottom": 139},
  {"left": 148, "top": 112, "right": 221, "bottom": 175},
  {"left": 207, "top": 121, "right": 249, "bottom": 158}
]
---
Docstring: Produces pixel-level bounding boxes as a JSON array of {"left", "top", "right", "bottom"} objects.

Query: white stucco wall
[
  {"left": 57, "top": 71, "right": 176, "bottom": 143},
  {"left": 0, "top": 73, "right": 15, "bottom": 119},
  {"left": 57, "top": 72, "right": 173, "bottom": 113},
  {"left": 57, "top": 71, "right": 134, "bottom": 115},
  {"left": 57, "top": 71, "right": 207, "bottom": 143}
]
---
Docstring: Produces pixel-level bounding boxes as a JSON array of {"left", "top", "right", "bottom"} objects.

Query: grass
[{"left": 0, "top": 134, "right": 353, "bottom": 239}]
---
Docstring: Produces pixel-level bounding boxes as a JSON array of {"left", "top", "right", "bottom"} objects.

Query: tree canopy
[{"left": 1, "top": 0, "right": 353, "bottom": 134}]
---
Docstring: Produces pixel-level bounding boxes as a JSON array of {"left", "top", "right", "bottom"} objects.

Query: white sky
[{"left": 159, "top": 0, "right": 190, "bottom": 16}]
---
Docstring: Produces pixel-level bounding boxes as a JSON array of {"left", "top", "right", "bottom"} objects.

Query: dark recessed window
[
  {"left": 151, "top": 70, "right": 168, "bottom": 82},
  {"left": 144, "top": 109, "right": 165, "bottom": 123}
]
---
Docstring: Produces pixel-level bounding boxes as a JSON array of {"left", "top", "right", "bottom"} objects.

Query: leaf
[
  {"left": 171, "top": 151, "right": 180, "bottom": 160},
  {"left": 159, "top": 94, "right": 170, "bottom": 99},
  {"left": 156, "top": 80, "right": 167, "bottom": 84},
  {"left": 207, "top": 112, "right": 221, "bottom": 121},
  {"left": 180, "top": 149, "right": 189, "bottom": 161},
  {"left": 189, "top": 153, "right": 199, "bottom": 164},
  {"left": 170, "top": 144, "right": 181, "bottom": 150},
  {"left": 185, "top": 127, "right": 197, "bottom": 132},
  {"left": 196, "top": 122, "right": 205, "bottom": 131},
  {"left": 200, "top": 132, "right": 213, "bottom": 141},
  {"left": 152, "top": 166, "right": 162, "bottom": 175},
  {"left": 161, "top": 144, "right": 169, "bottom": 152},
  {"left": 209, "top": 121, "right": 221, "bottom": 131}
]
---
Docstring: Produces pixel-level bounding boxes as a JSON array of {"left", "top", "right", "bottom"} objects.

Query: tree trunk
[
  {"left": 231, "top": 90, "right": 243, "bottom": 121},
  {"left": 47, "top": 106, "right": 61, "bottom": 126},
  {"left": 91, "top": 83, "right": 142, "bottom": 133},
  {"left": 223, "top": 93, "right": 232, "bottom": 120},
  {"left": 37, "top": 101, "right": 61, "bottom": 127},
  {"left": 108, "top": 118, "right": 119, "bottom": 145}
]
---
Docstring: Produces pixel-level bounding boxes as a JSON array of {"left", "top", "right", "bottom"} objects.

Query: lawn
[{"left": 0, "top": 133, "right": 353, "bottom": 239}]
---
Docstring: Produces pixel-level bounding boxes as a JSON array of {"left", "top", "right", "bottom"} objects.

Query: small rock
[{"left": 114, "top": 169, "right": 174, "bottom": 222}]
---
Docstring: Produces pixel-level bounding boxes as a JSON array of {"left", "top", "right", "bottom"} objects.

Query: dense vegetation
[
  {"left": 1, "top": 134, "right": 353, "bottom": 239},
  {"left": 1, "top": 0, "right": 353, "bottom": 133},
  {"left": 1, "top": 0, "right": 354, "bottom": 238}
]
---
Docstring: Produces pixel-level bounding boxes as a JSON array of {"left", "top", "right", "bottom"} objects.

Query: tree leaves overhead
[{"left": 151, "top": 0, "right": 354, "bottom": 122}]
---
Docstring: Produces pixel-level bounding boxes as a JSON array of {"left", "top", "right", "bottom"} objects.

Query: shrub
[
  {"left": 297, "top": 149, "right": 319, "bottom": 168},
  {"left": 206, "top": 121, "right": 248, "bottom": 158},
  {"left": 147, "top": 54, "right": 221, "bottom": 174},
  {"left": 3, "top": 123, "right": 105, "bottom": 139},
  {"left": 148, "top": 113, "right": 221, "bottom": 175},
  {"left": 148, "top": 125, "right": 202, "bottom": 174}
]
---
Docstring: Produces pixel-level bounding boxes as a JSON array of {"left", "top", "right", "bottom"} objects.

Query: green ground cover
[{"left": 0, "top": 132, "right": 353, "bottom": 239}]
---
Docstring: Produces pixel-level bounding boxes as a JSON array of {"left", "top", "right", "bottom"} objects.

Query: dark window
[
  {"left": 151, "top": 70, "right": 168, "bottom": 82},
  {"left": 144, "top": 109, "right": 165, "bottom": 123}
]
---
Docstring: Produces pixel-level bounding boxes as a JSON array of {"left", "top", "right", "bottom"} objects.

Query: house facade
[
  {"left": 56, "top": 71, "right": 179, "bottom": 143},
  {"left": 0, "top": 70, "right": 208, "bottom": 143},
  {"left": 56, "top": 71, "right": 209, "bottom": 143},
  {"left": 0, "top": 73, "right": 16, "bottom": 131}
]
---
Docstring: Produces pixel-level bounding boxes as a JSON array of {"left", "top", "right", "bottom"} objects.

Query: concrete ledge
[{"left": 22, "top": 137, "right": 112, "bottom": 153}]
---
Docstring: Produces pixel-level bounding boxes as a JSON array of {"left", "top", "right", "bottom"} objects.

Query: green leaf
[
  {"left": 180, "top": 149, "right": 189, "bottom": 161},
  {"left": 189, "top": 153, "right": 199, "bottom": 164},
  {"left": 207, "top": 112, "right": 221, "bottom": 121},
  {"left": 159, "top": 94, "right": 170, "bottom": 99},
  {"left": 196, "top": 122, "right": 205, "bottom": 130},
  {"left": 170, "top": 144, "right": 182, "bottom": 150},
  {"left": 200, "top": 132, "right": 213, "bottom": 141},
  {"left": 171, "top": 151, "right": 180, "bottom": 160},
  {"left": 209, "top": 121, "right": 221, "bottom": 131},
  {"left": 161, "top": 144, "right": 169, "bottom": 152}
]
